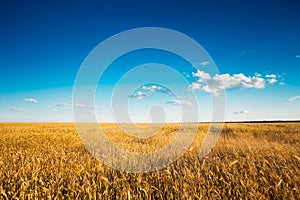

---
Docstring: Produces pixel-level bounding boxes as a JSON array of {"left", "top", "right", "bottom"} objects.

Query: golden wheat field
[{"left": 0, "top": 122, "right": 299, "bottom": 199}]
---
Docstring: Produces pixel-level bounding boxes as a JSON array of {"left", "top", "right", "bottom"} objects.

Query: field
[{"left": 0, "top": 122, "right": 299, "bottom": 199}]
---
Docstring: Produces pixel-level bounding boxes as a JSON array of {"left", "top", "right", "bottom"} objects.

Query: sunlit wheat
[{"left": 0, "top": 122, "right": 299, "bottom": 199}]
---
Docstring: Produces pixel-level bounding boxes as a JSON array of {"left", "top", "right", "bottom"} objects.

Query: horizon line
[{"left": 0, "top": 120, "right": 299, "bottom": 124}]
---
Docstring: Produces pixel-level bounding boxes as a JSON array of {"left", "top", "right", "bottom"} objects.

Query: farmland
[{"left": 0, "top": 122, "right": 299, "bottom": 199}]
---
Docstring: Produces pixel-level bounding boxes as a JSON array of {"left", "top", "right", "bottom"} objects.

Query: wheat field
[{"left": 0, "top": 122, "right": 299, "bottom": 199}]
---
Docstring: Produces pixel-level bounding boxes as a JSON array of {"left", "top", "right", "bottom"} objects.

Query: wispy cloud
[
  {"left": 75, "top": 103, "right": 93, "bottom": 108},
  {"left": 24, "top": 98, "right": 37, "bottom": 103},
  {"left": 233, "top": 110, "right": 253, "bottom": 115},
  {"left": 87, "top": 110, "right": 98, "bottom": 115},
  {"left": 267, "top": 79, "right": 277, "bottom": 84},
  {"left": 192, "top": 61, "right": 210, "bottom": 68},
  {"left": 288, "top": 96, "right": 300, "bottom": 102},
  {"left": 10, "top": 108, "right": 24, "bottom": 112},
  {"left": 130, "top": 84, "right": 174, "bottom": 99},
  {"left": 265, "top": 74, "right": 276, "bottom": 78},
  {"left": 238, "top": 49, "right": 257, "bottom": 55},
  {"left": 254, "top": 73, "right": 261, "bottom": 77},
  {"left": 182, "top": 72, "right": 191, "bottom": 78},
  {"left": 267, "top": 73, "right": 285, "bottom": 85},
  {"left": 56, "top": 103, "right": 71, "bottom": 107},
  {"left": 51, "top": 108, "right": 58, "bottom": 112},
  {"left": 200, "top": 61, "right": 210, "bottom": 66},
  {"left": 190, "top": 70, "right": 265, "bottom": 96},
  {"left": 140, "top": 85, "right": 173, "bottom": 95},
  {"left": 129, "top": 91, "right": 149, "bottom": 99},
  {"left": 166, "top": 99, "right": 193, "bottom": 106},
  {"left": 296, "top": 55, "right": 300, "bottom": 58},
  {"left": 265, "top": 74, "right": 277, "bottom": 84}
]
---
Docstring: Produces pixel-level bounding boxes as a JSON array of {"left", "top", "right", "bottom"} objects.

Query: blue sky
[{"left": 0, "top": 0, "right": 300, "bottom": 122}]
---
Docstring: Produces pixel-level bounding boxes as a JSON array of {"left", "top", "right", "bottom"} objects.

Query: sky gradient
[{"left": 1, "top": 0, "right": 300, "bottom": 122}]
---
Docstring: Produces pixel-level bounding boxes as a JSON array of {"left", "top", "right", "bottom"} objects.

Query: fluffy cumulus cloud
[
  {"left": 129, "top": 91, "right": 149, "bottom": 99},
  {"left": 24, "top": 98, "right": 37, "bottom": 103},
  {"left": 233, "top": 110, "right": 253, "bottom": 115},
  {"left": 289, "top": 96, "right": 300, "bottom": 102},
  {"left": 190, "top": 70, "right": 266, "bottom": 96},
  {"left": 166, "top": 99, "right": 193, "bottom": 106}
]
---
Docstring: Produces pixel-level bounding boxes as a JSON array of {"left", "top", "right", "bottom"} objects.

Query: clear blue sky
[{"left": 0, "top": 0, "right": 300, "bottom": 122}]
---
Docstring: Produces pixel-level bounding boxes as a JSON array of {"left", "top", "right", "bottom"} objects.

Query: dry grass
[{"left": 0, "top": 122, "right": 299, "bottom": 199}]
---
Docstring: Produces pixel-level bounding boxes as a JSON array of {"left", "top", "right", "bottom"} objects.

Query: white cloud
[
  {"left": 129, "top": 91, "right": 149, "bottom": 99},
  {"left": 24, "top": 98, "right": 37, "bottom": 103},
  {"left": 268, "top": 78, "right": 277, "bottom": 84},
  {"left": 200, "top": 61, "right": 210, "bottom": 66},
  {"left": 265, "top": 74, "right": 276, "bottom": 78},
  {"left": 266, "top": 74, "right": 278, "bottom": 84},
  {"left": 279, "top": 82, "right": 285, "bottom": 85},
  {"left": 75, "top": 103, "right": 93, "bottom": 108},
  {"left": 182, "top": 72, "right": 191, "bottom": 78},
  {"left": 166, "top": 99, "right": 193, "bottom": 106},
  {"left": 288, "top": 96, "right": 300, "bottom": 102},
  {"left": 254, "top": 73, "right": 261, "bottom": 77},
  {"left": 10, "top": 108, "right": 24, "bottom": 112},
  {"left": 51, "top": 108, "right": 58, "bottom": 112},
  {"left": 296, "top": 55, "right": 300, "bottom": 58},
  {"left": 140, "top": 85, "right": 173, "bottom": 95},
  {"left": 265, "top": 74, "right": 277, "bottom": 84},
  {"left": 233, "top": 110, "right": 253, "bottom": 115},
  {"left": 190, "top": 70, "right": 265, "bottom": 96},
  {"left": 265, "top": 74, "right": 285, "bottom": 85}
]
